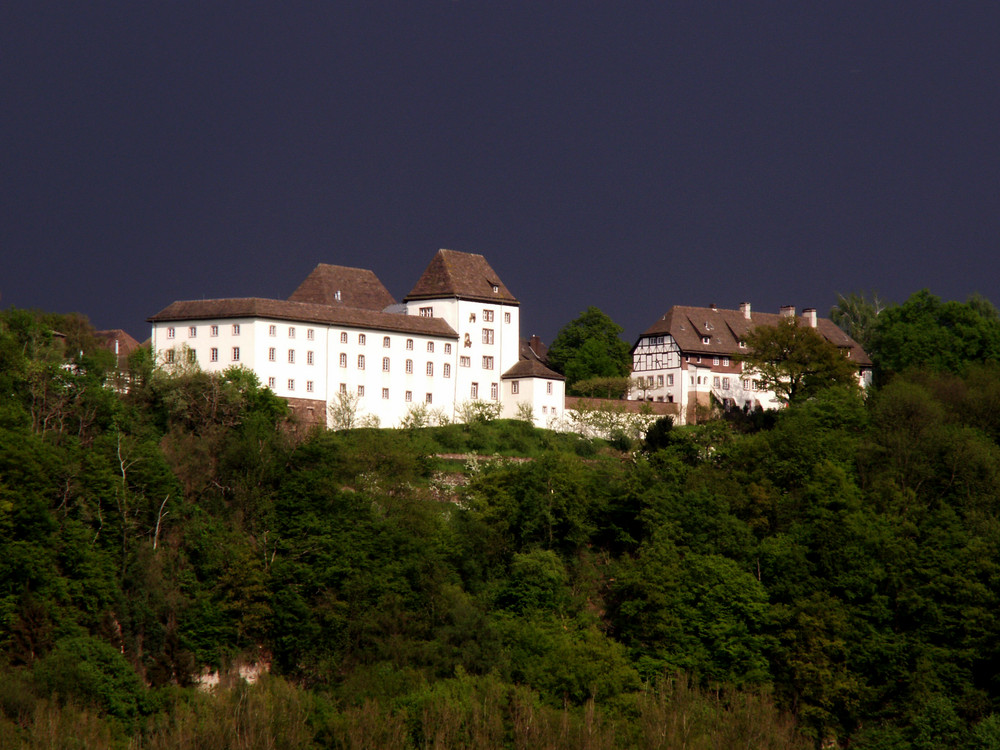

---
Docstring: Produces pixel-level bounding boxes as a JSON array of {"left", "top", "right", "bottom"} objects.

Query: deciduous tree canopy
[
  {"left": 547, "top": 307, "right": 631, "bottom": 394},
  {"left": 740, "top": 316, "right": 859, "bottom": 403}
]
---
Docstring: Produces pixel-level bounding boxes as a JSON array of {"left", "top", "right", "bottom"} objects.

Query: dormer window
[
  {"left": 492, "top": 285, "right": 499, "bottom": 293},
  {"left": 702, "top": 336, "right": 711, "bottom": 345}
]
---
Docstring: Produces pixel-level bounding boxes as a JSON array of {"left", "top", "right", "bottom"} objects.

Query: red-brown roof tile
[
  {"left": 148, "top": 298, "right": 458, "bottom": 338},
  {"left": 288, "top": 264, "right": 396, "bottom": 310},
  {"left": 404, "top": 249, "right": 518, "bottom": 305}
]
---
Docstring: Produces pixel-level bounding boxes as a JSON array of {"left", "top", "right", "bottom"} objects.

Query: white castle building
[{"left": 148, "top": 249, "right": 565, "bottom": 428}]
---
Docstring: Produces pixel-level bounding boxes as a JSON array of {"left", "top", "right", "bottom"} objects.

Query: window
[
  {"left": 443, "top": 363, "right": 451, "bottom": 378},
  {"left": 491, "top": 382, "right": 498, "bottom": 400},
  {"left": 232, "top": 324, "right": 240, "bottom": 335},
  {"left": 210, "top": 347, "right": 218, "bottom": 362},
  {"left": 426, "top": 393, "right": 432, "bottom": 404},
  {"left": 357, "top": 354, "right": 365, "bottom": 370},
  {"left": 189, "top": 326, "right": 197, "bottom": 338},
  {"left": 340, "top": 383, "right": 347, "bottom": 394},
  {"left": 211, "top": 325, "right": 218, "bottom": 337},
  {"left": 405, "top": 391, "right": 412, "bottom": 402},
  {"left": 739, "top": 340, "right": 747, "bottom": 349},
  {"left": 358, "top": 334, "right": 365, "bottom": 345},
  {"left": 426, "top": 341, "right": 434, "bottom": 353},
  {"left": 167, "top": 327, "right": 175, "bottom": 339},
  {"left": 382, "top": 388, "right": 389, "bottom": 399},
  {"left": 492, "top": 285, "right": 498, "bottom": 293},
  {"left": 723, "top": 357, "right": 730, "bottom": 366},
  {"left": 356, "top": 385, "right": 363, "bottom": 396},
  {"left": 542, "top": 405, "right": 548, "bottom": 414},
  {"left": 483, "top": 309, "right": 494, "bottom": 322},
  {"left": 702, "top": 336, "right": 711, "bottom": 344},
  {"left": 164, "top": 349, "right": 175, "bottom": 363},
  {"left": 307, "top": 351, "right": 314, "bottom": 365},
  {"left": 482, "top": 356, "right": 494, "bottom": 370},
  {"left": 723, "top": 377, "right": 730, "bottom": 389},
  {"left": 482, "top": 328, "right": 494, "bottom": 345},
  {"left": 511, "top": 381, "right": 519, "bottom": 394},
  {"left": 340, "top": 332, "right": 348, "bottom": 343},
  {"left": 288, "top": 350, "right": 295, "bottom": 364},
  {"left": 339, "top": 353, "right": 347, "bottom": 368},
  {"left": 419, "top": 307, "right": 433, "bottom": 317},
  {"left": 232, "top": 347, "right": 240, "bottom": 361},
  {"left": 444, "top": 343, "right": 452, "bottom": 354},
  {"left": 307, "top": 329, "right": 314, "bottom": 340},
  {"left": 289, "top": 327, "right": 295, "bottom": 338},
  {"left": 471, "top": 383, "right": 478, "bottom": 399},
  {"left": 406, "top": 339, "right": 413, "bottom": 350},
  {"left": 382, "top": 357, "right": 390, "bottom": 372},
  {"left": 743, "top": 379, "right": 751, "bottom": 390},
  {"left": 696, "top": 356, "right": 702, "bottom": 363},
  {"left": 269, "top": 325, "right": 277, "bottom": 336},
  {"left": 713, "top": 376, "right": 721, "bottom": 387},
  {"left": 546, "top": 382, "right": 553, "bottom": 395},
  {"left": 667, "top": 374, "right": 674, "bottom": 386},
  {"left": 426, "top": 362, "right": 433, "bottom": 376},
  {"left": 405, "top": 359, "right": 413, "bottom": 374},
  {"left": 657, "top": 375, "right": 664, "bottom": 387},
  {"left": 713, "top": 357, "right": 720, "bottom": 366},
  {"left": 288, "top": 379, "right": 295, "bottom": 391},
  {"left": 267, "top": 377, "right": 275, "bottom": 388},
  {"left": 460, "top": 356, "right": 470, "bottom": 367},
  {"left": 383, "top": 336, "right": 391, "bottom": 348},
  {"left": 504, "top": 312, "right": 511, "bottom": 324},
  {"left": 268, "top": 347, "right": 276, "bottom": 362},
  {"left": 307, "top": 381, "right": 315, "bottom": 392}
]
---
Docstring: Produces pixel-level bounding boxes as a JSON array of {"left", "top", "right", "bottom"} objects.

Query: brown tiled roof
[
  {"left": 637, "top": 305, "right": 872, "bottom": 366},
  {"left": 94, "top": 329, "right": 142, "bottom": 355},
  {"left": 148, "top": 298, "right": 458, "bottom": 338},
  {"left": 288, "top": 264, "right": 396, "bottom": 310},
  {"left": 501, "top": 359, "right": 565, "bottom": 380},
  {"left": 404, "top": 249, "right": 519, "bottom": 305}
]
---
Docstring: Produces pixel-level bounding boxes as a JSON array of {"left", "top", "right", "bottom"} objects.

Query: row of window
[
  {"left": 167, "top": 323, "right": 305, "bottom": 339},
  {"left": 266, "top": 377, "right": 314, "bottom": 393},
  {"left": 267, "top": 348, "right": 316, "bottom": 365}
]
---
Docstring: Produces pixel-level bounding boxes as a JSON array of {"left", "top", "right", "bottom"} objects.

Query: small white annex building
[
  {"left": 629, "top": 303, "right": 873, "bottom": 424},
  {"left": 148, "top": 250, "right": 565, "bottom": 429}
]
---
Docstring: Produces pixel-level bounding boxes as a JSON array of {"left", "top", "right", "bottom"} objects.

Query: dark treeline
[{"left": 2, "top": 292, "right": 1000, "bottom": 749}]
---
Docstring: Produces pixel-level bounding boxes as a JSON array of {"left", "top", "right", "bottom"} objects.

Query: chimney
[
  {"left": 739, "top": 302, "right": 751, "bottom": 320},
  {"left": 803, "top": 308, "right": 817, "bottom": 327},
  {"left": 529, "top": 334, "right": 542, "bottom": 356},
  {"left": 779, "top": 305, "right": 796, "bottom": 318}
]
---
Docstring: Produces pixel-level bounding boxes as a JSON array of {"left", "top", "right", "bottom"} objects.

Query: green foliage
[
  {"left": 548, "top": 306, "right": 631, "bottom": 392},
  {"left": 5, "top": 301, "right": 1000, "bottom": 747},
  {"left": 830, "top": 290, "right": 886, "bottom": 351},
  {"left": 870, "top": 289, "right": 1000, "bottom": 376},
  {"left": 741, "top": 316, "right": 860, "bottom": 403}
]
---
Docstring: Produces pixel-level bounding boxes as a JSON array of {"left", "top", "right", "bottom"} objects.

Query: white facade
[{"left": 149, "top": 250, "right": 564, "bottom": 429}]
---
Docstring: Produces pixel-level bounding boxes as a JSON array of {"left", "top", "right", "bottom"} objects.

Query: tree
[
  {"left": 829, "top": 290, "right": 885, "bottom": 351},
  {"left": 868, "top": 290, "right": 1000, "bottom": 376},
  {"left": 741, "top": 317, "right": 859, "bottom": 404},
  {"left": 548, "top": 307, "right": 631, "bottom": 394}
]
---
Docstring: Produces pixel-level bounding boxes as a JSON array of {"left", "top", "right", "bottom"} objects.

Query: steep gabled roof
[
  {"left": 404, "top": 249, "right": 518, "bottom": 305},
  {"left": 288, "top": 264, "right": 396, "bottom": 310},
  {"left": 637, "top": 305, "right": 872, "bottom": 366},
  {"left": 147, "top": 298, "right": 458, "bottom": 338}
]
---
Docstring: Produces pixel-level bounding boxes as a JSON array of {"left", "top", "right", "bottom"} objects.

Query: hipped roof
[
  {"left": 638, "top": 305, "right": 872, "bottom": 366},
  {"left": 148, "top": 298, "right": 458, "bottom": 338},
  {"left": 288, "top": 264, "right": 396, "bottom": 310},
  {"left": 405, "top": 249, "right": 518, "bottom": 305}
]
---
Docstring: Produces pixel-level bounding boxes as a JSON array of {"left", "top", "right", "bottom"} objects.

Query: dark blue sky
[{"left": 4, "top": 2, "right": 999, "bottom": 344}]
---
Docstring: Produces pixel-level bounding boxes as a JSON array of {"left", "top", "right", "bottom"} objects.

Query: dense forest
[{"left": 3, "top": 291, "right": 1000, "bottom": 749}]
